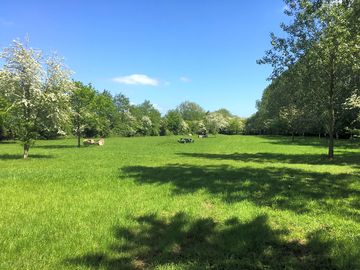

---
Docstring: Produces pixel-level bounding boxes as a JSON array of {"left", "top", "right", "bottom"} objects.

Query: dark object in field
[
  {"left": 198, "top": 134, "right": 208, "bottom": 138},
  {"left": 178, "top": 138, "right": 194, "bottom": 143},
  {"left": 83, "top": 138, "right": 105, "bottom": 146}
]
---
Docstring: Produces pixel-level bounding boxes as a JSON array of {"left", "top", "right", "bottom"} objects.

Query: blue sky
[{"left": 0, "top": 0, "right": 288, "bottom": 117}]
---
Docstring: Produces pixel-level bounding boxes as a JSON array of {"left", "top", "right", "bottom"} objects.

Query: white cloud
[
  {"left": 180, "top": 76, "right": 191, "bottom": 83},
  {"left": 113, "top": 74, "right": 159, "bottom": 86}
]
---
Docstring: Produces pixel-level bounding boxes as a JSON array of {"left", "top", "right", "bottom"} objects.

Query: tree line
[
  {"left": 248, "top": 0, "right": 360, "bottom": 158},
  {"left": 0, "top": 40, "right": 245, "bottom": 158}
]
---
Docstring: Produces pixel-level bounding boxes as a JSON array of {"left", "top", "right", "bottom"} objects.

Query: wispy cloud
[
  {"left": 113, "top": 74, "right": 159, "bottom": 86},
  {"left": 180, "top": 76, "right": 191, "bottom": 83},
  {"left": 0, "top": 18, "right": 14, "bottom": 27}
]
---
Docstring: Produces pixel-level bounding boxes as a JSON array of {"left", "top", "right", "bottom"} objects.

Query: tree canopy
[{"left": 254, "top": 0, "right": 360, "bottom": 158}]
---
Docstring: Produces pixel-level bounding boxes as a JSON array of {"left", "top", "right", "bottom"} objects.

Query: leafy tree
[
  {"left": 71, "top": 81, "right": 97, "bottom": 147},
  {"left": 215, "top": 108, "right": 233, "bottom": 118},
  {"left": 196, "top": 121, "right": 207, "bottom": 135},
  {"left": 279, "top": 105, "right": 303, "bottom": 141},
  {"left": 132, "top": 100, "right": 161, "bottom": 136},
  {"left": 226, "top": 117, "right": 245, "bottom": 135},
  {"left": 92, "top": 90, "right": 116, "bottom": 137},
  {"left": 113, "top": 93, "right": 137, "bottom": 136},
  {"left": 347, "top": 94, "right": 360, "bottom": 115},
  {"left": 138, "top": 116, "right": 153, "bottom": 136},
  {"left": 0, "top": 40, "right": 72, "bottom": 158},
  {"left": 164, "top": 110, "right": 184, "bottom": 135},
  {"left": 345, "top": 93, "right": 360, "bottom": 137},
  {"left": 205, "top": 112, "right": 229, "bottom": 135},
  {"left": 258, "top": 0, "right": 360, "bottom": 158},
  {"left": 0, "top": 87, "right": 11, "bottom": 139},
  {"left": 176, "top": 101, "right": 205, "bottom": 121}
]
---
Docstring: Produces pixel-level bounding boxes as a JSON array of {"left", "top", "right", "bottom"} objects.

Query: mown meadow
[{"left": 0, "top": 135, "right": 360, "bottom": 269}]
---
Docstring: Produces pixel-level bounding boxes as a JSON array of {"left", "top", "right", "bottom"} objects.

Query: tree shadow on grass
[
  {"left": 178, "top": 152, "right": 360, "bottom": 168},
  {"left": 121, "top": 165, "right": 360, "bottom": 220},
  {"left": 0, "top": 154, "right": 54, "bottom": 160},
  {"left": 260, "top": 136, "right": 360, "bottom": 150},
  {"left": 33, "top": 145, "right": 77, "bottom": 149},
  {"left": 0, "top": 141, "right": 16, "bottom": 144},
  {"left": 66, "top": 213, "right": 355, "bottom": 269}
]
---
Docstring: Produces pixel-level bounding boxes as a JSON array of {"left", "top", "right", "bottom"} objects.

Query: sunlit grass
[{"left": 0, "top": 135, "right": 359, "bottom": 269}]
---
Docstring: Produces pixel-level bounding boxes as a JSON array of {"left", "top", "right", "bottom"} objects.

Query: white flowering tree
[
  {"left": 139, "top": 116, "right": 153, "bottom": 136},
  {"left": 347, "top": 94, "right": 360, "bottom": 114},
  {"left": 205, "top": 112, "right": 229, "bottom": 135},
  {"left": 346, "top": 93, "right": 360, "bottom": 137},
  {"left": 0, "top": 40, "right": 73, "bottom": 158}
]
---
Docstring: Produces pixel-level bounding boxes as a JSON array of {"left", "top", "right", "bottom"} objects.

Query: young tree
[
  {"left": 0, "top": 40, "right": 72, "bottom": 158},
  {"left": 164, "top": 110, "right": 189, "bottom": 135},
  {"left": 70, "top": 82, "right": 97, "bottom": 147},
  {"left": 279, "top": 105, "right": 303, "bottom": 141},
  {"left": 92, "top": 90, "right": 117, "bottom": 137},
  {"left": 113, "top": 93, "right": 137, "bottom": 136}
]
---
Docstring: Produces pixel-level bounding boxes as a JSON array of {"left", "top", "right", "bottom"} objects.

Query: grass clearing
[{"left": 0, "top": 135, "right": 360, "bottom": 269}]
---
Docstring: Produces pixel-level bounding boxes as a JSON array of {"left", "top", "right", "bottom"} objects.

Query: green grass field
[{"left": 1, "top": 135, "right": 360, "bottom": 269}]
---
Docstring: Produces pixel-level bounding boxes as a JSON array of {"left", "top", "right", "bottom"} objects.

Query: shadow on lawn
[
  {"left": 33, "top": 144, "right": 77, "bottom": 149},
  {"left": 0, "top": 141, "right": 16, "bottom": 144},
  {"left": 0, "top": 153, "right": 54, "bottom": 160},
  {"left": 178, "top": 152, "right": 360, "bottom": 167},
  {"left": 260, "top": 136, "right": 360, "bottom": 149},
  {"left": 121, "top": 165, "right": 360, "bottom": 219},
  {"left": 67, "top": 213, "right": 353, "bottom": 269}
]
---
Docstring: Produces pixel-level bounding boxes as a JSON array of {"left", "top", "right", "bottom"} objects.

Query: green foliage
[
  {"left": 70, "top": 83, "right": 118, "bottom": 143},
  {"left": 164, "top": 110, "right": 187, "bottom": 135},
  {"left": 215, "top": 108, "right": 233, "bottom": 118},
  {"left": 70, "top": 82, "right": 96, "bottom": 143},
  {"left": 0, "top": 94, "right": 11, "bottom": 139},
  {"left": 132, "top": 100, "right": 161, "bottom": 136},
  {"left": 176, "top": 101, "right": 206, "bottom": 121},
  {"left": 226, "top": 117, "right": 246, "bottom": 135},
  {"left": 0, "top": 40, "right": 245, "bottom": 142},
  {"left": 112, "top": 93, "right": 137, "bottom": 136},
  {"left": 256, "top": 0, "right": 360, "bottom": 157}
]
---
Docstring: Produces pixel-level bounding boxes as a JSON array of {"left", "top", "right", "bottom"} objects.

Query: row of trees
[
  {"left": 0, "top": 40, "right": 245, "bottom": 158},
  {"left": 249, "top": 0, "right": 360, "bottom": 158},
  {"left": 162, "top": 102, "right": 245, "bottom": 136}
]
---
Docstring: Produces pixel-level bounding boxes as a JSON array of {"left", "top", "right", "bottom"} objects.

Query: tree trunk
[
  {"left": 77, "top": 132, "right": 81, "bottom": 148},
  {"left": 328, "top": 125, "right": 334, "bottom": 159},
  {"left": 292, "top": 132, "right": 295, "bottom": 142},
  {"left": 76, "top": 118, "right": 81, "bottom": 147},
  {"left": 328, "top": 56, "right": 336, "bottom": 159},
  {"left": 23, "top": 144, "right": 30, "bottom": 159}
]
